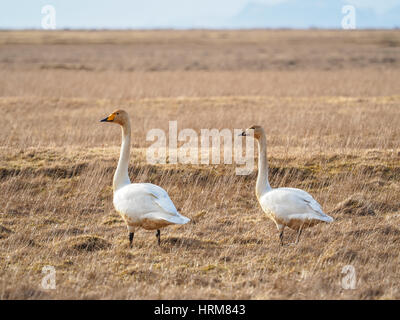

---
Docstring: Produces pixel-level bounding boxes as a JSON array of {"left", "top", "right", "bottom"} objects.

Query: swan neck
[
  {"left": 113, "top": 121, "right": 131, "bottom": 191},
  {"left": 256, "top": 133, "right": 271, "bottom": 198}
]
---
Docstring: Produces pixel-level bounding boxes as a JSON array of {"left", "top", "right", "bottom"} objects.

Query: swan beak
[{"left": 100, "top": 113, "right": 115, "bottom": 122}]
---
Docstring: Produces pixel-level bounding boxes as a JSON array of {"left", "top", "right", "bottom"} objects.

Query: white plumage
[
  {"left": 113, "top": 183, "right": 190, "bottom": 230},
  {"left": 259, "top": 187, "right": 333, "bottom": 227},
  {"left": 240, "top": 125, "right": 333, "bottom": 245},
  {"left": 100, "top": 109, "right": 190, "bottom": 247}
]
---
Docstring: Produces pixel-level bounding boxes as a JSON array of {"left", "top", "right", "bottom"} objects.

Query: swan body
[
  {"left": 113, "top": 183, "right": 190, "bottom": 230},
  {"left": 259, "top": 187, "right": 333, "bottom": 231},
  {"left": 100, "top": 109, "right": 190, "bottom": 246},
  {"left": 240, "top": 125, "right": 333, "bottom": 244}
]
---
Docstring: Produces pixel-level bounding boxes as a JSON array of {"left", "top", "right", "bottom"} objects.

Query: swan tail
[
  {"left": 172, "top": 214, "right": 190, "bottom": 225},
  {"left": 311, "top": 213, "right": 333, "bottom": 223},
  {"left": 289, "top": 213, "right": 334, "bottom": 223},
  {"left": 321, "top": 215, "right": 334, "bottom": 223},
  {"left": 162, "top": 214, "right": 190, "bottom": 225}
]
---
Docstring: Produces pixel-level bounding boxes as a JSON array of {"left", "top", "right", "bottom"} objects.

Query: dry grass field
[{"left": 0, "top": 30, "right": 400, "bottom": 299}]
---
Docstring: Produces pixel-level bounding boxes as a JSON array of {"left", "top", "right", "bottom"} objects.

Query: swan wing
[
  {"left": 141, "top": 184, "right": 180, "bottom": 215},
  {"left": 288, "top": 188, "right": 333, "bottom": 222},
  {"left": 287, "top": 188, "right": 324, "bottom": 214},
  {"left": 144, "top": 184, "right": 190, "bottom": 224}
]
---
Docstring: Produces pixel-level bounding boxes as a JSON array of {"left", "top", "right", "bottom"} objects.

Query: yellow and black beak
[{"left": 100, "top": 113, "right": 115, "bottom": 122}]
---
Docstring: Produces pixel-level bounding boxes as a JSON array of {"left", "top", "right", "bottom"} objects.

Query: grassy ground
[{"left": 0, "top": 30, "right": 400, "bottom": 299}]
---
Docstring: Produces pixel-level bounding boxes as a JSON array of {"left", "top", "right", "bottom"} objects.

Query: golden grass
[{"left": 0, "top": 30, "right": 400, "bottom": 299}]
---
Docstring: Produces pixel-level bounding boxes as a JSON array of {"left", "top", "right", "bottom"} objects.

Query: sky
[{"left": 0, "top": 0, "right": 399, "bottom": 29}]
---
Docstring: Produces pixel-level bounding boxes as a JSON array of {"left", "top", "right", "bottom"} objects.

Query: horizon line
[{"left": 1, "top": 27, "right": 399, "bottom": 31}]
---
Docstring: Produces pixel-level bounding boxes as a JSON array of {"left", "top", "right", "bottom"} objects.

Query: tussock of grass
[
  {"left": 332, "top": 194, "right": 376, "bottom": 216},
  {"left": 0, "top": 225, "right": 13, "bottom": 239},
  {"left": 57, "top": 235, "right": 112, "bottom": 254}
]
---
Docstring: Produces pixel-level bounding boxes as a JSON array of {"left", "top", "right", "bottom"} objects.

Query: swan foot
[
  {"left": 156, "top": 229, "right": 161, "bottom": 246},
  {"left": 129, "top": 232, "right": 134, "bottom": 248}
]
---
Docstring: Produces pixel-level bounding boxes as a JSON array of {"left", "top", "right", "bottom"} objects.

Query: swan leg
[
  {"left": 278, "top": 225, "right": 285, "bottom": 246},
  {"left": 156, "top": 229, "right": 161, "bottom": 246},
  {"left": 129, "top": 232, "right": 134, "bottom": 248},
  {"left": 295, "top": 226, "right": 303, "bottom": 244},
  {"left": 279, "top": 231, "right": 284, "bottom": 246}
]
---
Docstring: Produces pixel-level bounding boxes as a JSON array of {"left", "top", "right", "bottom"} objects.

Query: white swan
[
  {"left": 240, "top": 125, "right": 333, "bottom": 245},
  {"left": 100, "top": 110, "right": 190, "bottom": 247}
]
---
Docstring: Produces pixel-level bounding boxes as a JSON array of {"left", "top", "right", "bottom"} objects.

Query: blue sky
[{"left": 0, "top": 0, "right": 399, "bottom": 29}]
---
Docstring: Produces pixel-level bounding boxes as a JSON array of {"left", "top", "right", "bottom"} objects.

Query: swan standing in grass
[
  {"left": 100, "top": 110, "right": 190, "bottom": 247},
  {"left": 240, "top": 126, "right": 333, "bottom": 245}
]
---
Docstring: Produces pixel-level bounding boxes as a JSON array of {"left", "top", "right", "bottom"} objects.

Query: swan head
[
  {"left": 240, "top": 125, "right": 264, "bottom": 139},
  {"left": 100, "top": 109, "right": 129, "bottom": 126}
]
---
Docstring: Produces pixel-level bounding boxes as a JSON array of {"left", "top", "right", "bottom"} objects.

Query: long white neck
[
  {"left": 256, "top": 132, "right": 272, "bottom": 199},
  {"left": 113, "top": 121, "right": 131, "bottom": 191}
]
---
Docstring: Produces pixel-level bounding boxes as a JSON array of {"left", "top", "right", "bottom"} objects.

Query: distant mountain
[{"left": 228, "top": 1, "right": 400, "bottom": 29}]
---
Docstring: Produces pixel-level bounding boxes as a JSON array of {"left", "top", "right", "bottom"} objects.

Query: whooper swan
[
  {"left": 100, "top": 110, "right": 190, "bottom": 247},
  {"left": 240, "top": 125, "right": 333, "bottom": 245}
]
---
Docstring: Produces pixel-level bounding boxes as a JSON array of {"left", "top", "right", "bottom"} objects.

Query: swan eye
[{"left": 116, "top": 113, "right": 119, "bottom": 115}]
